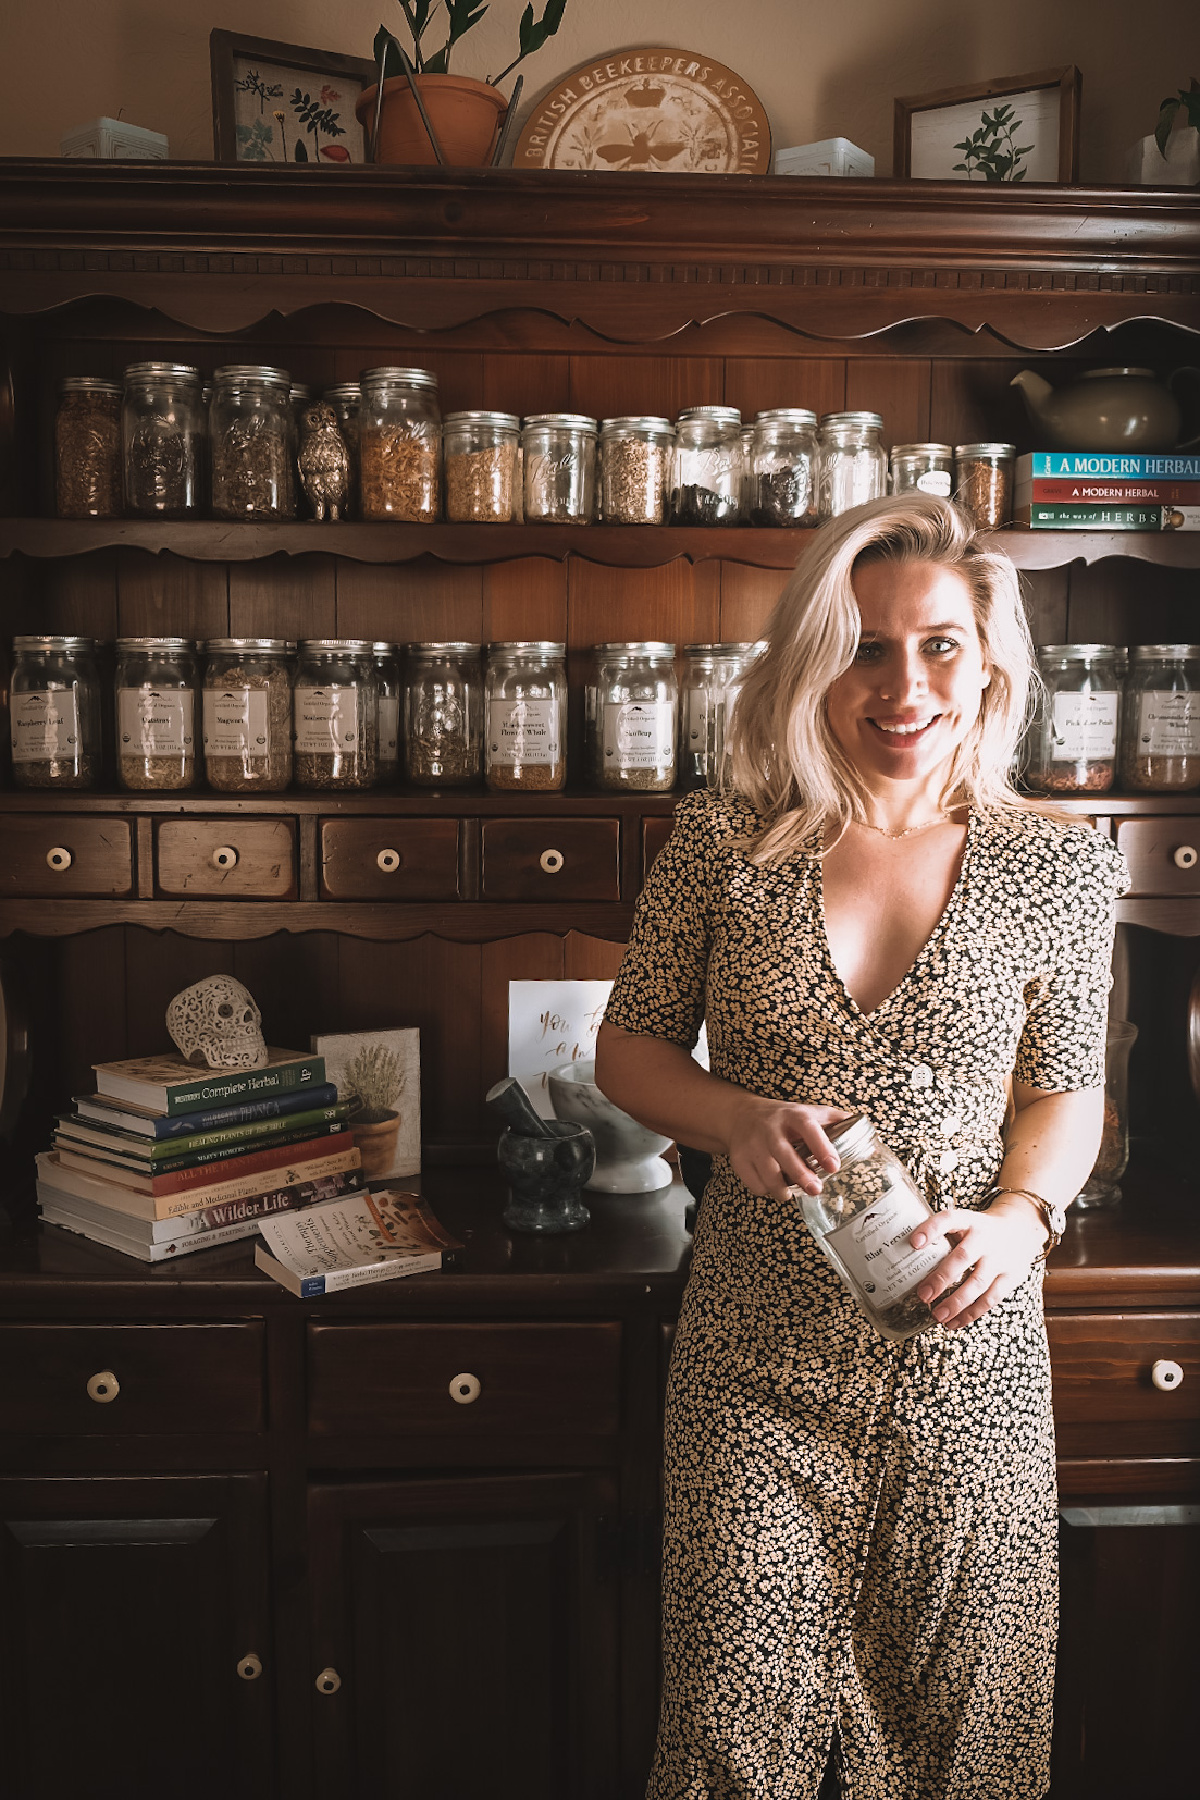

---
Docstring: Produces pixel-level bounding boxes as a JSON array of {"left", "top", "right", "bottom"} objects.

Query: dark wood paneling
[
  {"left": 335, "top": 555, "right": 484, "bottom": 643},
  {"left": 846, "top": 358, "right": 931, "bottom": 449},
  {"left": 567, "top": 559, "right": 715, "bottom": 655},
  {"left": 482, "top": 555, "right": 568, "bottom": 643},
  {"left": 117, "top": 548, "right": 227, "bottom": 640},
  {"left": 481, "top": 352, "right": 571, "bottom": 419},
  {"left": 723, "top": 357, "right": 845, "bottom": 421},
  {"left": 568, "top": 355, "right": 723, "bottom": 423},
  {"left": 718, "top": 560, "right": 787, "bottom": 640},
  {"left": 229, "top": 552, "right": 336, "bottom": 640},
  {"left": 479, "top": 932, "right": 564, "bottom": 1114}
]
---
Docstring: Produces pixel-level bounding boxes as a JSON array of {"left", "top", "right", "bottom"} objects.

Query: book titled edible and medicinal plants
[{"left": 255, "top": 1188, "right": 461, "bottom": 1297}]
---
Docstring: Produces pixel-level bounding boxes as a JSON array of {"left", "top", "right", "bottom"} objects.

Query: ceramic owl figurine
[{"left": 297, "top": 401, "right": 351, "bottom": 521}]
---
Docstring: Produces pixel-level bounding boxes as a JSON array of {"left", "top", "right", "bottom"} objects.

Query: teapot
[{"left": 1009, "top": 366, "right": 1200, "bottom": 452}]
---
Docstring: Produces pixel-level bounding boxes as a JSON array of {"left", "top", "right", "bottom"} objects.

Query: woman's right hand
[{"left": 725, "top": 1096, "right": 851, "bottom": 1201}]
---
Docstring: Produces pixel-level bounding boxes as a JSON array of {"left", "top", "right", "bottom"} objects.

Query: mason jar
[
  {"left": 955, "top": 442, "right": 1015, "bottom": 530},
  {"left": 1119, "top": 643, "right": 1200, "bottom": 792},
  {"left": 749, "top": 409, "right": 819, "bottom": 526},
  {"left": 738, "top": 425, "right": 755, "bottom": 521},
  {"left": 209, "top": 364, "right": 295, "bottom": 520},
  {"left": 890, "top": 443, "right": 954, "bottom": 498},
  {"left": 115, "top": 637, "right": 197, "bottom": 792},
  {"left": 678, "top": 642, "right": 761, "bottom": 790},
  {"left": 598, "top": 416, "right": 673, "bottom": 524},
  {"left": 596, "top": 642, "right": 678, "bottom": 792},
  {"left": 521, "top": 414, "right": 596, "bottom": 523},
  {"left": 55, "top": 377, "right": 123, "bottom": 518},
  {"left": 324, "top": 383, "right": 362, "bottom": 517},
  {"left": 10, "top": 636, "right": 102, "bottom": 790},
  {"left": 372, "top": 641, "right": 402, "bottom": 784},
  {"left": 403, "top": 642, "right": 483, "bottom": 788},
  {"left": 202, "top": 638, "right": 295, "bottom": 793},
  {"left": 1027, "top": 644, "right": 1123, "bottom": 795},
  {"left": 485, "top": 642, "right": 567, "bottom": 792},
  {"left": 444, "top": 410, "right": 520, "bottom": 522},
  {"left": 359, "top": 367, "right": 441, "bottom": 522},
  {"left": 817, "top": 412, "right": 888, "bottom": 519},
  {"left": 293, "top": 640, "right": 378, "bottom": 790},
  {"left": 122, "top": 361, "right": 202, "bottom": 518},
  {"left": 671, "top": 406, "right": 742, "bottom": 525}
]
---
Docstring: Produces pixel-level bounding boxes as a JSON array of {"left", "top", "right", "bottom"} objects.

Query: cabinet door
[
  {"left": 309, "top": 1471, "right": 619, "bottom": 1800},
  {"left": 0, "top": 1472, "right": 273, "bottom": 1800}
]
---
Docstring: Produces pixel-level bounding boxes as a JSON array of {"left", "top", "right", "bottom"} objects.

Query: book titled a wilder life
[
  {"left": 92, "top": 1048, "right": 325, "bottom": 1118},
  {"left": 255, "top": 1188, "right": 461, "bottom": 1297}
]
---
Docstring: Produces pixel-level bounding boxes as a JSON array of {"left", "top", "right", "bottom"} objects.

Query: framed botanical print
[
  {"left": 210, "top": 29, "right": 376, "bottom": 165},
  {"left": 894, "top": 66, "right": 1081, "bottom": 184}
]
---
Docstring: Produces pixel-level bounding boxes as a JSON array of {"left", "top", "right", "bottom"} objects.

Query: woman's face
[{"left": 825, "top": 559, "right": 991, "bottom": 791}]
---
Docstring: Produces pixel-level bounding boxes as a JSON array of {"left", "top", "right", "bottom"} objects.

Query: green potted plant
[
  {"left": 1128, "top": 77, "right": 1200, "bottom": 185},
  {"left": 357, "top": 0, "right": 568, "bottom": 167},
  {"left": 342, "top": 1041, "right": 408, "bottom": 1178}
]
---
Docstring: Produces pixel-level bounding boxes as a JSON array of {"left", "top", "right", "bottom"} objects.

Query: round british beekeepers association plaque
[{"left": 512, "top": 46, "right": 771, "bottom": 174}]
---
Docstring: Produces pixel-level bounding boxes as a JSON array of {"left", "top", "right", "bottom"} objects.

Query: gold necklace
[{"left": 855, "top": 814, "right": 953, "bottom": 840}]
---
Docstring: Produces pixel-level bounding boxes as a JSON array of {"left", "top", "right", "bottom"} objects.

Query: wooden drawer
[
  {"left": 1049, "top": 1313, "right": 1200, "bottom": 1458},
  {"left": 320, "top": 818, "right": 460, "bottom": 900},
  {"left": 155, "top": 818, "right": 297, "bottom": 898},
  {"left": 0, "top": 816, "right": 133, "bottom": 898},
  {"left": 643, "top": 814, "right": 675, "bottom": 879},
  {"left": 1116, "top": 819, "right": 1200, "bottom": 895},
  {"left": 307, "top": 1321, "right": 622, "bottom": 1438},
  {"left": 0, "top": 1322, "right": 265, "bottom": 1435},
  {"left": 481, "top": 818, "right": 620, "bottom": 901}
]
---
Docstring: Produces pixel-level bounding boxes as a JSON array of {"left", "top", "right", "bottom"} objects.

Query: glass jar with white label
[
  {"left": 795, "top": 1112, "right": 951, "bottom": 1342},
  {"left": 596, "top": 643, "right": 678, "bottom": 792},
  {"left": 485, "top": 642, "right": 567, "bottom": 792},
  {"left": 889, "top": 443, "right": 954, "bottom": 498},
  {"left": 115, "top": 638, "right": 197, "bottom": 791},
  {"left": 201, "top": 639, "right": 294, "bottom": 793},
  {"left": 371, "top": 642, "right": 401, "bottom": 784},
  {"left": 678, "top": 643, "right": 761, "bottom": 790},
  {"left": 9, "top": 635, "right": 101, "bottom": 789},
  {"left": 1119, "top": 643, "right": 1200, "bottom": 792},
  {"left": 293, "top": 641, "right": 378, "bottom": 791},
  {"left": 1027, "top": 645, "right": 1123, "bottom": 794}
]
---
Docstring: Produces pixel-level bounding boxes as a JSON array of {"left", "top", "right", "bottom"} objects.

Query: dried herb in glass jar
[
  {"left": 404, "top": 643, "right": 483, "bottom": 787},
  {"left": 359, "top": 368, "right": 441, "bottom": 522},
  {"left": 202, "top": 639, "right": 295, "bottom": 793},
  {"left": 444, "top": 411, "right": 520, "bottom": 522},
  {"left": 116, "top": 637, "right": 198, "bottom": 791},
  {"left": 210, "top": 365, "right": 295, "bottom": 520},
  {"left": 293, "top": 640, "right": 378, "bottom": 790},
  {"left": 55, "top": 378, "right": 122, "bottom": 519},
  {"left": 485, "top": 642, "right": 567, "bottom": 791},
  {"left": 10, "top": 635, "right": 102, "bottom": 789}
]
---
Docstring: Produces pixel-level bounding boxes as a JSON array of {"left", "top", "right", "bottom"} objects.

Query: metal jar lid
[
  {"left": 323, "top": 383, "right": 362, "bottom": 403},
  {"left": 444, "top": 409, "right": 521, "bottom": 431},
  {"left": 677, "top": 405, "right": 742, "bottom": 425},
  {"left": 123, "top": 362, "right": 201, "bottom": 385},
  {"left": 12, "top": 635, "right": 97, "bottom": 652},
  {"left": 59, "top": 376, "right": 122, "bottom": 396},
  {"left": 820, "top": 1112, "right": 877, "bottom": 1163},
  {"left": 299, "top": 639, "right": 377, "bottom": 655},
  {"left": 487, "top": 641, "right": 567, "bottom": 655},
  {"left": 819, "top": 410, "right": 884, "bottom": 432},
  {"left": 521, "top": 413, "right": 598, "bottom": 433},
  {"left": 360, "top": 367, "right": 439, "bottom": 389},
  {"left": 1128, "top": 643, "right": 1200, "bottom": 660},
  {"left": 202, "top": 638, "right": 296, "bottom": 654},
  {"left": 600, "top": 415, "right": 674, "bottom": 436},
  {"left": 405, "top": 641, "right": 482, "bottom": 656},
  {"left": 955, "top": 442, "right": 1016, "bottom": 459},
  {"left": 682, "top": 642, "right": 759, "bottom": 656},
  {"left": 212, "top": 365, "right": 291, "bottom": 387},
  {"left": 595, "top": 641, "right": 677, "bottom": 658},
  {"left": 369, "top": 641, "right": 400, "bottom": 656},
  {"left": 1036, "top": 643, "right": 1122, "bottom": 662},
  {"left": 755, "top": 408, "right": 818, "bottom": 427},
  {"left": 115, "top": 637, "right": 196, "bottom": 651},
  {"left": 891, "top": 442, "right": 954, "bottom": 460}
]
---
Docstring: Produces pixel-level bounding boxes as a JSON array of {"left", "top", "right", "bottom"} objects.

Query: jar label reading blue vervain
[{"left": 825, "top": 1188, "right": 944, "bottom": 1307}]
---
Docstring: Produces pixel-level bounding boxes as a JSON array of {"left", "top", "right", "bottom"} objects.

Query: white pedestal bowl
[{"left": 547, "top": 1059, "right": 674, "bottom": 1193}]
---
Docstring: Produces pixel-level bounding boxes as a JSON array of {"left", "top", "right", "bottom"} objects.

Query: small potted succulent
[{"left": 358, "top": 0, "right": 567, "bottom": 167}]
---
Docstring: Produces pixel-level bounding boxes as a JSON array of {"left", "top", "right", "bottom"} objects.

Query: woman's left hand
[{"left": 909, "top": 1196, "right": 1049, "bottom": 1330}]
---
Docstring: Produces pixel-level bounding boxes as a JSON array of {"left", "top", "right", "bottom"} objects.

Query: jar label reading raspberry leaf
[
  {"left": 1138, "top": 691, "right": 1200, "bottom": 758},
  {"left": 203, "top": 688, "right": 270, "bottom": 758},
  {"left": 825, "top": 1187, "right": 945, "bottom": 1308},
  {"left": 11, "top": 690, "right": 81, "bottom": 761},
  {"left": 488, "top": 698, "right": 560, "bottom": 766},
  {"left": 604, "top": 700, "right": 674, "bottom": 769},
  {"left": 1050, "top": 691, "right": 1119, "bottom": 761},
  {"left": 295, "top": 688, "right": 361, "bottom": 755},
  {"left": 119, "top": 688, "right": 192, "bottom": 758}
]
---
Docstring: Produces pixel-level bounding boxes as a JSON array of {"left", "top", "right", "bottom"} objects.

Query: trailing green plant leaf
[
  {"left": 1155, "top": 77, "right": 1200, "bottom": 157},
  {"left": 376, "top": 0, "right": 568, "bottom": 91},
  {"left": 426, "top": 0, "right": 490, "bottom": 76}
]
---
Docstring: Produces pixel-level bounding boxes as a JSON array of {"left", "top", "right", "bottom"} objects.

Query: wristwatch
[{"left": 980, "top": 1185, "right": 1067, "bottom": 1261}]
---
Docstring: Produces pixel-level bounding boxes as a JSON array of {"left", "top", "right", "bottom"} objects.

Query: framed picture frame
[
  {"left": 894, "top": 66, "right": 1081, "bottom": 184},
  {"left": 210, "top": 29, "right": 377, "bottom": 165}
]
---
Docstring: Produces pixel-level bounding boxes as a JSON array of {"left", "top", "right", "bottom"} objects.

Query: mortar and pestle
[{"left": 485, "top": 1076, "right": 595, "bottom": 1234}]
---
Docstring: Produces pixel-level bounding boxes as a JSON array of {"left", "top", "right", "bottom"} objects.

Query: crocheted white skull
[{"left": 166, "top": 975, "right": 268, "bottom": 1070}]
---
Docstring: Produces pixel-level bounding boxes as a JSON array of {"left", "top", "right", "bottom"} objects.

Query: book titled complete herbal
[
  {"left": 92, "top": 1048, "right": 325, "bottom": 1117},
  {"left": 255, "top": 1188, "right": 460, "bottom": 1297}
]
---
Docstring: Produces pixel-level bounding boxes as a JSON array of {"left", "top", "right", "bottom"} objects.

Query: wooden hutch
[{"left": 0, "top": 163, "right": 1197, "bottom": 1799}]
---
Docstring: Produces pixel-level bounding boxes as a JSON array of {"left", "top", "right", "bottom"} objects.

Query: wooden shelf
[{"left": 3, "top": 517, "right": 1199, "bottom": 571}]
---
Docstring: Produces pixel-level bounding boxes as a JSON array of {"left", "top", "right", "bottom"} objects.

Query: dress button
[
  {"left": 909, "top": 1063, "right": 933, "bottom": 1089},
  {"left": 938, "top": 1149, "right": 960, "bottom": 1174},
  {"left": 940, "top": 1112, "right": 962, "bottom": 1137}
]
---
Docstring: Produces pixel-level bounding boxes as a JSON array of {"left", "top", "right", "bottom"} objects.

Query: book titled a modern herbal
[
  {"left": 255, "top": 1189, "right": 461, "bottom": 1297},
  {"left": 92, "top": 1049, "right": 325, "bottom": 1117}
]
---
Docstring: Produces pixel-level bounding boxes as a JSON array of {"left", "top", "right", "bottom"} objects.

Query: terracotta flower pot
[
  {"left": 356, "top": 74, "right": 507, "bottom": 167},
  {"left": 351, "top": 1111, "right": 402, "bottom": 1179}
]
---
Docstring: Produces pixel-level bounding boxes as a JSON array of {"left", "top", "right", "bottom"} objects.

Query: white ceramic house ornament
[{"left": 166, "top": 975, "right": 269, "bottom": 1070}]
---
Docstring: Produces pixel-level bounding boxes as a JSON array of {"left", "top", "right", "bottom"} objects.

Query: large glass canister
[
  {"left": 115, "top": 637, "right": 197, "bottom": 791},
  {"left": 596, "top": 642, "right": 678, "bottom": 792},
  {"left": 1119, "top": 643, "right": 1200, "bottom": 792},
  {"left": 55, "top": 377, "right": 123, "bottom": 518},
  {"left": 954, "top": 442, "right": 1015, "bottom": 530},
  {"left": 444, "top": 410, "right": 520, "bottom": 522},
  {"left": 293, "top": 640, "right": 378, "bottom": 790},
  {"left": 122, "top": 361, "right": 202, "bottom": 518},
  {"left": 521, "top": 414, "right": 597, "bottom": 523},
  {"left": 323, "top": 383, "right": 362, "bottom": 517},
  {"left": 209, "top": 364, "right": 295, "bottom": 520},
  {"left": 817, "top": 411, "right": 888, "bottom": 519},
  {"left": 1026, "top": 644, "right": 1123, "bottom": 794},
  {"left": 485, "top": 641, "right": 567, "bottom": 792},
  {"left": 678, "top": 642, "right": 760, "bottom": 790},
  {"left": 9, "top": 635, "right": 101, "bottom": 790},
  {"left": 201, "top": 638, "right": 295, "bottom": 793},
  {"left": 795, "top": 1112, "right": 953, "bottom": 1341},
  {"left": 671, "top": 406, "right": 742, "bottom": 526},
  {"left": 749, "top": 409, "right": 819, "bottom": 527},
  {"left": 371, "top": 641, "right": 401, "bottom": 784},
  {"left": 598, "top": 416, "right": 674, "bottom": 524},
  {"left": 403, "top": 642, "right": 483, "bottom": 788},
  {"left": 359, "top": 367, "right": 441, "bottom": 522},
  {"left": 890, "top": 442, "right": 954, "bottom": 498}
]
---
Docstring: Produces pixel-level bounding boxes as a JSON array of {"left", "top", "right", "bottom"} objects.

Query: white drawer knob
[
  {"left": 237, "top": 1652, "right": 262, "bottom": 1681},
  {"left": 210, "top": 845, "right": 239, "bottom": 870},
  {"left": 1152, "top": 1358, "right": 1184, "bottom": 1392},
  {"left": 315, "top": 1667, "right": 342, "bottom": 1694},
  {"left": 539, "top": 848, "right": 564, "bottom": 875},
  {"left": 46, "top": 846, "right": 73, "bottom": 871},
  {"left": 1172, "top": 845, "right": 1197, "bottom": 870},
  {"left": 86, "top": 1370, "right": 119, "bottom": 1404},
  {"left": 376, "top": 847, "right": 402, "bottom": 873},
  {"left": 449, "top": 1371, "right": 482, "bottom": 1405}
]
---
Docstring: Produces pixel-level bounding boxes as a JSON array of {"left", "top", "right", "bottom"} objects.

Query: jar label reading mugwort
[
  {"left": 203, "top": 688, "right": 269, "bottom": 758},
  {"left": 604, "top": 701, "right": 675, "bottom": 770},
  {"left": 10, "top": 689, "right": 81, "bottom": 761},
  {"left": 1050, "top": 691, "right": 1119, "bottom": 761},
  {"left": 378, "top": 695, "right": 399, "bottom": 756},
  {"left": 488, "top": 698, "right": 560, "bottom": 765},
  {"left": 295, "top": 688, "right": 361, "bottom": 754},
  {"left": 119, "top": 688, "right": 193, "bottom": 758},
  {"left": 1138, "top": 691, "right": 1200, "bottom": 758},
  {"left": 825, "top": 1188, "right": 945, "bottom": 1307}
]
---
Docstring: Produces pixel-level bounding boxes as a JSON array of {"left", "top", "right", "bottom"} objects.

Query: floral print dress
[{"left": 604, "top": 791, "right": 1126, "bottom": 1800}]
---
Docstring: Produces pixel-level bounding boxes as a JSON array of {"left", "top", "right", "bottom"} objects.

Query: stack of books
[
  {"left": 1016, "top": 452, "right": 1200, "bottom": 531},
  {"left": 37, "top": 1048, "right": 363, "bottom": 1262}
]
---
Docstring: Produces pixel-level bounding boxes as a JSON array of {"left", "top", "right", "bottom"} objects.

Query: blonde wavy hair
[{"left": 726, "top": 494, "right": 1037, "bottom": 863}]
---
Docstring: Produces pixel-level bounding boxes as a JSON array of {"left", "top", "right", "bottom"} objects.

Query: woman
[{"left": 595, "top": 495, "right": 1126, "bottom": 1800}]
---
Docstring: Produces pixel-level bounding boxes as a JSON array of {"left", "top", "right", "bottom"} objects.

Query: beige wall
[{"left": 3, "top": 0, "right": 1193, "bottom": 182}]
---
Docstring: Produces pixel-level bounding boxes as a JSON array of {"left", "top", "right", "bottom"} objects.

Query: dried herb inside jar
[
  {"left": 202, "top": 645, "right": 294, "bottom": 792},
  {"left": 55, "top": 380, "right": 122, "bottom": 519}
]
